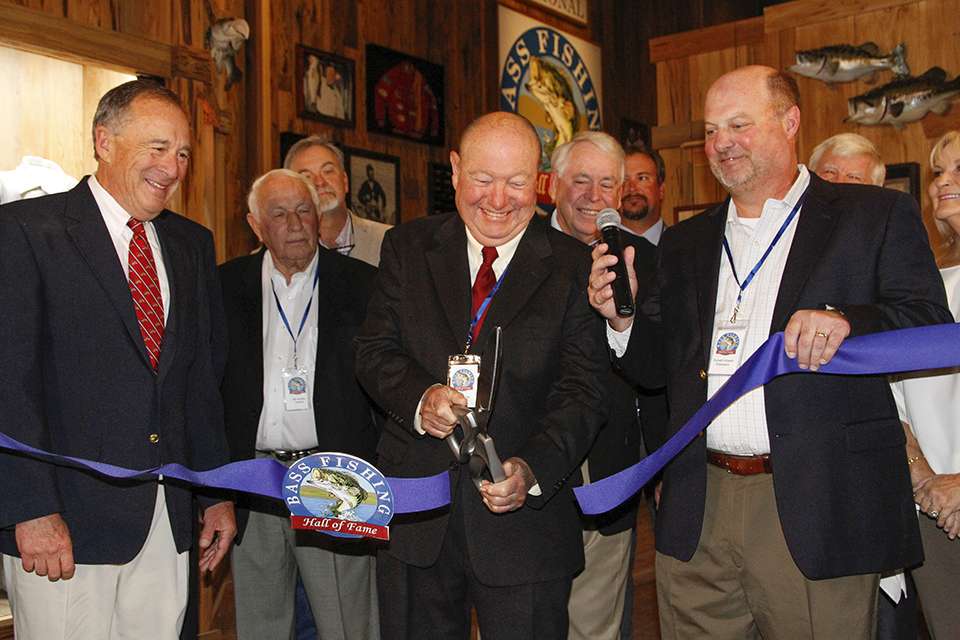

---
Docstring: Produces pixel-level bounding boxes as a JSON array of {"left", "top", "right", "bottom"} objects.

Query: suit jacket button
[
  {"left": 698, "top": 369, "right": 707, "bottom": 380},
  {"left": 148, "top": 433, "right": 160, "bottom": 444}
]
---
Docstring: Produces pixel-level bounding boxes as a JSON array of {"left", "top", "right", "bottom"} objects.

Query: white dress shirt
[
  {"left": 87, "top": 175, "right": 170, "bottom": 321},
  {"left": 891, "top": 264, "right": 960, "bottom": 475},
  {"left": 256, "top": 249, "right": 321, "bottom": 451},
  {"left": 706, "top": 166, "right": 809, "bottom": 455},
  {"left": 319, "top": 210, "right": 354, "bottom": 255},
  {"left": 623, "top": 217, "right": 664, "bottom": 246}
]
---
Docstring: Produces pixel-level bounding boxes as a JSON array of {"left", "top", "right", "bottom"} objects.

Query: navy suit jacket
[
  {"left": 355, "top": 213, "right": 608, "bottom": 586},
  {"left": 0, "top": 178, "right": 229, "bottom": 564},
  {"left": 620, "top": 174, "right": 951, "bottom": 579}
]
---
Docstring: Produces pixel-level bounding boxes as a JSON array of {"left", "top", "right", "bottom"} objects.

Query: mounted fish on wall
[
  {"left": 205, "top": 17, "right": 250, "bottom": 90},
  {"left": 790, "top": 42, "right": 909, "bottom": 85},
  {"left": 846, "top": 67, "right": 960, "bottom": 129}
]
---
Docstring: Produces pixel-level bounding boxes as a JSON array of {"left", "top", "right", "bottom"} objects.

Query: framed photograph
[
  {"left": 884, "top": 162, "right": 921, "bottom": 204},
  {"left": 621, "top": 118, "right": 651, "bottom": 150},
  {"left": 344, "top": 147, "right": 400, "bottom": 225},
  {"left": 669, "top": 202, "right": 722, "bottom": 226},
  {"left": 366, "top": 44, "right": 444, "bottom": 145},
  {"left": 296, "top": 45, "right": 355, "bottom": 127}
]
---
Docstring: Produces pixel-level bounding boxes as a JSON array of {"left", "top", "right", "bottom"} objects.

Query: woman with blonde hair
[{"left": 892, "top": 129, "right": 960, "bottom": 639}]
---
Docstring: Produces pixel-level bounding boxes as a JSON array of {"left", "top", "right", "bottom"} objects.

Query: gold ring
[{"left": 814, "top": 330, "right": 828, "bottom": 338}]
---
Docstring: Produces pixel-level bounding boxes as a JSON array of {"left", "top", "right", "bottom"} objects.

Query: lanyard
[
  {"left": 721, "top": 195, "right": 805, "bottom": 323},
  {"left": 464, "top": 266, "right": 509, "bottom": 352},
  {"left": 271, "top": 263, "right": 321, "bottom": 368}
]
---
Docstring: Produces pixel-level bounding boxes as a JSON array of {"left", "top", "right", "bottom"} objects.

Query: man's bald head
[
  {"left": 458, "top": 112, "right": 542, "bottom": 160},
  {"left": 707, "top": 65, "right": 800, "bottom": 118}
]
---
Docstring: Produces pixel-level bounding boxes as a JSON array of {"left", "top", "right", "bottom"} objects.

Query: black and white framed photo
[
  {"left": 366, "top": 44, "right": 444, "bottom": 145},
  {"left": 296, "top": 45, "right": 355, "bottom": 127},
  {"left": 884, "top": 162, "right": 921, "bottom": 204},
  {"left": 344, "top": 147, "right": 400, "bottom": 225}
]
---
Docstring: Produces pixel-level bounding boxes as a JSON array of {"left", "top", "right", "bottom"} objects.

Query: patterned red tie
[
  {"left": 470, "top": 246, "right": 499, "bottom": 345},
  {"left": 127, "top": 219, "right": 165, "bottom": 370}
]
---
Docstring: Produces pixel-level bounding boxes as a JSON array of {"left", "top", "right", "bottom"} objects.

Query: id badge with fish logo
[{"left": 283, "top": 452, "right": 394, "bottom": 540}]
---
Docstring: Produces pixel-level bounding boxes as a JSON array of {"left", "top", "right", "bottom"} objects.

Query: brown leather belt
[{"left": 707, "top": 450, "right": 772, "bottom": 475}]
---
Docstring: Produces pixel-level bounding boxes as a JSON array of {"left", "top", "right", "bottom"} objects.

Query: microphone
[{"left": 596, "top": 209, "right": 635, "bottom": 317}]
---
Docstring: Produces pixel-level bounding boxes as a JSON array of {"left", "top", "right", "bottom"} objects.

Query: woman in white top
[{"left": 892, "top": 130, "right": 960, "bottom": 639}]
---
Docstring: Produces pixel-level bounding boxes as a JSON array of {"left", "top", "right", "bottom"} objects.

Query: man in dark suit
[
  {"left": 589, "top": 66, "right": 951, "bottom": 639},
  {"left": 544, "top": 130, "right": 658, "bottom": 640},
  {"left": 219, "top": 169, "right": 380, "bottom": 640},
  {"left": 355, "top": 112, "right": 608, "bottom": 640},
  {"left": 0, "top": 80, "right": 235, "bottom": 639}
]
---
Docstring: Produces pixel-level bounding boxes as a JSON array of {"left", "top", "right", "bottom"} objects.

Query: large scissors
[{"left": 446, "top": 327, "right": 506, "bottom": 491}]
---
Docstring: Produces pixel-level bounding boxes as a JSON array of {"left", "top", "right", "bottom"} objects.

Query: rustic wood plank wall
[{"left": 649, "top": 0, "right": 960, "bottom": 254}]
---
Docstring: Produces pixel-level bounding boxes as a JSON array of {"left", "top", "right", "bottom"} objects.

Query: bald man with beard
[
  {"left": 590, "top": 66, "right": 950, "bottom": 639},
  {"left": 356, "top": 112, "right": 608, "bottom": 640}
]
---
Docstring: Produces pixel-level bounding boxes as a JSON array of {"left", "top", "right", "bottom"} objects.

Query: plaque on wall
[{"left": 428, "top": 162, "right": 455, "bottom": 216}]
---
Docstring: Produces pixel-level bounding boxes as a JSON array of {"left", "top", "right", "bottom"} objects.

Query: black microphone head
[{"left": 596, "top": 208, "right": 621, "bottom": 232}]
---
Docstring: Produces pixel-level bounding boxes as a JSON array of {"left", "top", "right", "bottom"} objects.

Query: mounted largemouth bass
[
  {"left": 790, "top": 42, "right": 909, "bottom": 84},
  {"left": 846, "top": 67, "right": 960, "bottom": 128}
]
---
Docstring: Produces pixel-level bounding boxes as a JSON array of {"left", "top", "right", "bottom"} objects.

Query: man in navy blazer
[
  {"left": 590, "top": 66, "right": 951, "bottom": 639},
  {"left": 0, "top": 80, "right": 235, "bottom": 639}
]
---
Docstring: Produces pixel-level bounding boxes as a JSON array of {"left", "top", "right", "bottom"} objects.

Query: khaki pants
[
  {"left": 656, "top": 464, "right": 878, "bottom": 640},
  {"left": 3, "top": 484, "right": 188, "bottom": 640},
  {"left": 911, "top": 512, "right": 960, "bottom": 639}
]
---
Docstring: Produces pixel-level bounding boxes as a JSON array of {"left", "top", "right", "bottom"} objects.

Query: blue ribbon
[
  {"left": 0, "top": 432, "right": 450, "bottom": 515},
  {"left": 574, "top": 323, "right": 960, "bottom": 515}
]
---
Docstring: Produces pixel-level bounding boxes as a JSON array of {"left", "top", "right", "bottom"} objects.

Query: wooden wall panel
[{"left": 651, "top": 0, "right": 960, "bottom": 252}]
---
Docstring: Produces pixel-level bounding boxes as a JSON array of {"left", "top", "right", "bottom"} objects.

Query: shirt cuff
[
  {"left": 412, "top": 383, "right": 444, "bottom": 435},
  {"left": 607, "top": 322, "right": 633, "bottom": 358},
  {"left": 528, "top": 483, "right": 542, "bottom": 496}
]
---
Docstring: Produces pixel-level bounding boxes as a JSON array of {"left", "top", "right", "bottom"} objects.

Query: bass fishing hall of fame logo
[
  {"left": 499, "top": 24, "right": 602, "bottom": 205},
  {"left": 284, "top": 453, "right": 394, "bottom": 540}
]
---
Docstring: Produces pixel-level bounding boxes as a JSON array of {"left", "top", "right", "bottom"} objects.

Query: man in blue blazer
[
  {"left": 590, "top": 66, "right": 951, "bottom": 639},
  {"left": 0, "top": 80, "right": 235, "bottom": 639}
]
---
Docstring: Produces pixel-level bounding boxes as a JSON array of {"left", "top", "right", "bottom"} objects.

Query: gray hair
[
  {"left": 92, "top": 79, "right": 185, "bottom": 161},
  {"left": 283, "top": 135, "right": 345, "bottom": 171},
  {"left": 808, "top": 133, "right": 886, "bottom": 185},
  {"left": 551, "top": 131, "right": 625, "bottom": 182},
  {"left": 247, "top": 169, "right": 321, "bottom": 218}
]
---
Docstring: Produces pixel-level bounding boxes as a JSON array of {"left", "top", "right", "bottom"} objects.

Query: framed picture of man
[
  {"left": 296, "top": 45, "right": 355, "bottom": 127},
  {"left": 344, "top": 147, "right": 400, "bottom": 225},
  {"left": 365, "top": 44, "right": 445, "bottom": 145}
]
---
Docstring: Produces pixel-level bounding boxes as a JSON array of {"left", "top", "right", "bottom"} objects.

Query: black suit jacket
[
  {"left": 0, "top": 178, "right": 229, "bottom": 564},
  {"left": 587, "top": 231, "right": 664, "bottom": 534},
  {"left": 621, "top": 174, "right": 951, "bottom": 579},
  {"left": 354, "top": 213, "right": 608, "bottom": 586},
  {"left": 218, "top": 249, "right": 380, "bottom": 522}
]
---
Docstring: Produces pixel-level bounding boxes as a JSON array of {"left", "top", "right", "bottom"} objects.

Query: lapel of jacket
[
  {"left": 244, "top": 250, "right": 266, "bottom": 408},
  {"left": 312, "top": 249, "right": 342, "bottom": 406},
  {"left": 695, "top": 200, "right": 729, "bottom": 367},
  {"left": 475, "top": 219, "right": 552, "bottom": 351},
  {"left": 64, "top": 178, "right": 153, "bottom": 371},
  {"left": 769, "top": 175, "right": 842, "bottom": 334},
  {"left": 425, "top": 215, "right": 472, "bottom": 348},
  {"left": 151, "top": 212, "right": 183, "bottom": 384}
]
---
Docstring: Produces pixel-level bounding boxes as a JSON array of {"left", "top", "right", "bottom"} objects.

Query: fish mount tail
[{"left": 891, "top": 42, "right": 910, "bottom": 78}]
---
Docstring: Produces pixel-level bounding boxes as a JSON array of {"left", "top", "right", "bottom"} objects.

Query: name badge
[
  {"left": 282, "top": 367, "right": 311, "bottom": 411},
  {"left": 447, "top": 354, "right": 481, "bottom": 408},
  {"left": 709, "top": 324, "right": 748, "bottom": 376}
]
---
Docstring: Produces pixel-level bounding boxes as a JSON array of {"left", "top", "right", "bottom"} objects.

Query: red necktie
[
  {"left": 470, "top": 246, "right": 499, "bottom": 345},
  {"left": 127, "top": 219, "right": 165, "bottom": 370}
]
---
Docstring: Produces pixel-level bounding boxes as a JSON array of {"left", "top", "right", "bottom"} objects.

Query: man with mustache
[
  {"left": 356, "top": 111, "right": 608, "bottom": 639},
  {"left": 620, "top": 143, "right": 666, "bottom": 246},
  {"left": 285, "top": 136, "right": 391, "bottom": 267},
  {"left": 589, "top": 65, "right": 950, "bottom": 639},
  {"left": 219, "top": 169, "right": 380, "bottom": 639},
  {"left": 0, "top": 79, "right": 235, "bottom": 638}
]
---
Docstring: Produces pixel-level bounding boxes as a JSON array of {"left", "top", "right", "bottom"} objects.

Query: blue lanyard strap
[
  {"left": 721, "top": 194, "right": 805, "bottom": 321},
  {"left": 271, "top": 262, "right": 321, "bottom": 366},
  {"left": 464, "top": 265, "right": 509, "bottom": 352}
]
